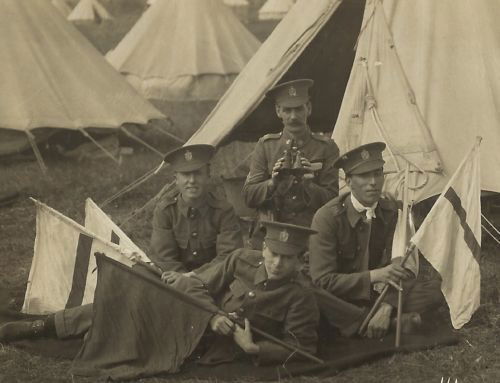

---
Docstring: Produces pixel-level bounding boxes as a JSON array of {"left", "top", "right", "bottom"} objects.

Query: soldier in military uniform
[
  {"left": 149, "top": 144, "right": 244, "bottom": 283},
  {"left": 243, "top": 79, "right": 339, "bottom": 232},
  {"left": 309, "top": 142, "right": 444, "bottom": 339},
  {"left": 0, "top": 222, "right": 319, "bottom": 366}
]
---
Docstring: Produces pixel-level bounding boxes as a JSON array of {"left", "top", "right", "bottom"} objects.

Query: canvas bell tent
[
  {"left": 0, "top": 0, "right": 164, "bottom": 169},
  {"left": 187, "top": 0, "right": 500, "bottom": 214},
  {"left": 332, "top": 0, "right": 500, "bottom": 203},
  {"left": 223, "top": 0, "right": 250, "bottom": 23},
  {"left": 68, "top": 0, "right": 112, "bottom": 23},
  {"left": 187, "top": 0, "right": 364, "bottom": 215},
  {"left": 106, "top": 0, "right": 261, "bottom": 141},
  {"left": 51, "top": 0, "right": 72, "bottom": 17},
  {"left": 258, "top": 0, "right": 296, "bottom": 20}
]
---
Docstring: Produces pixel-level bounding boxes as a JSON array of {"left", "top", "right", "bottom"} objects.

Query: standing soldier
[
  {"left": 243, "top": 79, "right": 339, "bottom": 238},
  {"left": 150, "top": 144, "right": 243, "bottom": 282}
]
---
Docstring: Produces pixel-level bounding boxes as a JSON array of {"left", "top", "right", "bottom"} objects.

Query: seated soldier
[
  {"left": 309, "top": 142, "right": 444, "bottom": 339},
  {"left": 150, "top": 144, "right": 243, "bottom": 282},
  {"left": 0, "top": 221, "right": 319, "bottom": 365}
]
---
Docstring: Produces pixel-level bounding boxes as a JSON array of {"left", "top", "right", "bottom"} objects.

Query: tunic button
[
  {"left": 248, "top": 291, "right": 256, "bottom": 298},
  {"left": 291, "top": 212, "right": 296, "bottom": 217},
  {"left": 357, "top": 246, "right": 361, "bottom": 251},
  {"left": 192, "top": 232, "right": 198, "bottom": 238},
  {"left": 293, "top": 179, "right": 298, "bottom": 184},
  {"left": 286, "top": 139, "right": 291, "bottom": 144},
  {"left": 192, "top": 251, "right": 198, "bottom": 256},
  {"left": 292, "top": 195, "right": 297, "bottom": 200},
  {"left": 239, "top": 308, "right": 245, "bottom": 313},
  {"left": 258, "top": 261, "right": 263, "bottom": 265}
]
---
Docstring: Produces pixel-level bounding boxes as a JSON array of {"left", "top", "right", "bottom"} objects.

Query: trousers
[{"left": 315, "top": 278, "right": 444, "bottom": 337}]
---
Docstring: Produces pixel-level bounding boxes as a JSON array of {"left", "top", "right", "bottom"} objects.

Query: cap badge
[
  {"left": 361, "top": 149, "right": 370, "bottom": 160},
  {"left": 288, "top": 86, "right": 297, "bottom": 97},
  {"left": 279, "top": 229, "right": 289, "bottom": 242},
  {"left": 184, "top": 150, "right": 193, "bottom": 161}
]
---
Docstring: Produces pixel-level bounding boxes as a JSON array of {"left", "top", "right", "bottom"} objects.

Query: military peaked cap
[
  {"left": 334, "top": 142, "right": 386, "bottom": 175},
  {"left": 262, "top": 220, "right": 317, "bottom": 256},
  {"left": 266, "top": 79, "right": 314, "bottom": 108},
  {"left": 164, "top": 144, "right": 215, "bottom": 172}
]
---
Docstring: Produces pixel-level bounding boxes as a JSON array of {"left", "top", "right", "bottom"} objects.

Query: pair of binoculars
[{"left": 279, "top": 146, "right": 307, "bottom": 176}]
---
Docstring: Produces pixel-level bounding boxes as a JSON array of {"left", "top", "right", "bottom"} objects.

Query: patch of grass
[{"left": 1, "top": 150, "right": 500, "bottom": 383}]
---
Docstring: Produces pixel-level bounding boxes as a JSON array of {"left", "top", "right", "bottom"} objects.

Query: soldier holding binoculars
[{"left": 243, "top": 79, "right": 340, "bottom": 242}]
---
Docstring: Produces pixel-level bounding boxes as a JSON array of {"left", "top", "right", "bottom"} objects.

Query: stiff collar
[
  {"left": 177, "top": 192, "right": 211, "bottom": 218},
  {"left": 282, "top": 126, "right": 311, "bottom": 149},
  {"left": 344, "top": 193, "right": 389, "bottom": 227},
  {"left": 351, "top": 194, "right": 378, "bottom": 220}
]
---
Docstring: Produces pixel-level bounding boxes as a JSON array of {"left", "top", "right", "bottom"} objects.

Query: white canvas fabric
[
  {"left": 107, "top": 0, "right": 260, "bottom": 102},
  {"left": 51, "top": 0, "right": 72, "bottom": 17},
  {"left": 223, "top": 0, "right": 249, "bottom": 6},
  {"left": 0, "top": 0, "right": 163, "bottom": 157},
  {"left": 84, "top": 198, "right": 149, "bottom": 262},
  {"left": 411, "top": 139, "right": 482, "bottom": 329},
  {"left": 0, "top": 0, "right": 163, "bottom": 134},
  {"left": 258, "top": 0, "right": 295, "bottom": 20},
  {"left": 187, "top": 0, "right": 344, "bottom": 146},
  {"left": 333, "top": 0, "right": 500, "bottom": 202},
  {"left": 22, "top": 201, "right": 139, "bottom": 315},
  {"left": 68, "top": 0, "right": 112, "bottom": 22}
]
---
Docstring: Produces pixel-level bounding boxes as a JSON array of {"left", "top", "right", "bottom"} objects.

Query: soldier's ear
[
  {"left": 306, "top": 101, "right": 312, "bottom": 116},
  {"left": 345, "top": 174, "right": 352, "bottom": 188},
  {"left": 275, "top": 104, "right": 281, "bottom": 118}
]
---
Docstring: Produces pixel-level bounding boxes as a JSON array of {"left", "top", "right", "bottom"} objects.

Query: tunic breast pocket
[{"left": 337, "top": 244, "right": 357, "bottom": 272}]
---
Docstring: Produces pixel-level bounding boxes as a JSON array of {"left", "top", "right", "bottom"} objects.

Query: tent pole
[
  {"left": 25, "top": 131, "right": 48, "bottom": 174},
  {"left": 395, "top": 162, "right": 411, "bottom": 347},
  {"left": 120, "top": 126, "right": 165, "bottom": 157},
  {"left": 118, "top": 181, "right": 177, "bottom": 228},
  {"left": 100, "top": 164, "right": 161, "bottom": 208},
  {"left": 79, "top": 128, "right": 120, "bottom": 164}
]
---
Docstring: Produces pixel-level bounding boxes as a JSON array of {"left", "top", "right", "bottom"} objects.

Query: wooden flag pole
[{"left": 395, "top": 162, "right": 411, "bottom": 347}]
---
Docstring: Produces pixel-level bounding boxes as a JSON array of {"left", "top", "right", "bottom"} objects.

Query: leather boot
[{"left": 0, "top": 317, "right": 53, "bottom": 342}]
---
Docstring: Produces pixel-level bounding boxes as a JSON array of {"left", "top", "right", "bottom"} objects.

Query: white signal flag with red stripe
[
  {"left": 84, "top": 198, "right": 149, "bottom": 262},
  {"left": 22, "top": 201, "right": 138, "bottom": 315},
  {"left": 411, "top": 138, "right": 482, "bottom": 329}
]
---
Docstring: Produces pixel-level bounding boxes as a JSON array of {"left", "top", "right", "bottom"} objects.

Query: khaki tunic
[
  {"left": 150, "top": 192, "right": 243, "bottom": 273},
  {"left": 309, "top": 193, "right": 444, "bottom": 336},
  {"left": 309, "top": 193, "right": 398, "bottom": 302},
  {"left": 243, "top": 129, "right": 339, "bottom": 227},
  {"left": 196, "top": 248, "right": 319, "bottom": 364}
]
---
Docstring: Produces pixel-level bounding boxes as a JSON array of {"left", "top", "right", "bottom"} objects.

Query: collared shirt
[
  {"left": 243, "top": 128, "right": 339, "bottom": 227},
  {"left": 351, "top": 193, "right": 378, "bottom": 220},
  {"left": 309, "top": 192, "right": 399, "bottom": 302},
  {"left": 150, "top": 191, "right": 243, "bottom": 273},
  {"left": 196, "top": 248, "right": 319, "bottom": 365}
]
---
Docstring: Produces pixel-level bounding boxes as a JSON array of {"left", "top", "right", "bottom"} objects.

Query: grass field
[
  {"left": 1, "top": 2, "right": 499, "bottom": 382},
  {"left": 1, "top": 148, "right": 499, "bottom": 383}
]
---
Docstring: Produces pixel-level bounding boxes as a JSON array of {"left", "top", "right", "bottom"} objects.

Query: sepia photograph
[{"left": 0, "top": 0, "right": 499, "bottom": 382}]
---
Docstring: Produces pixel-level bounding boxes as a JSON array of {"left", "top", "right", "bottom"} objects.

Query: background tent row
[
  {"left": 0, "top": 0, "right": 164, "bottom": 170},
  {"left": 106, "top": 0, "right": 261, "bottom": 141},
  {"left": 187, "top": 0, "right": 500, "bottom": 215},
  {"left": 68, "top": 0, "right": 112, "bottom": 23},
  {"left": 258, "top": 0, "right": 296, "bottom": 20}
]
